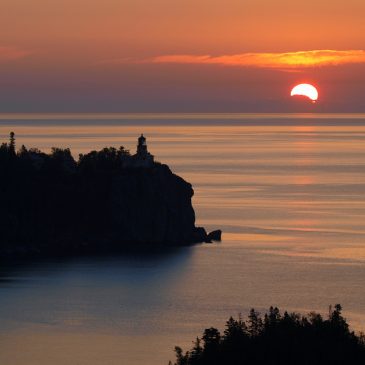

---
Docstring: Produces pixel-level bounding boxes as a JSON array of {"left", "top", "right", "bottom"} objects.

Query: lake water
[{"left": 1, "top": 114, "right": 365, "bottom": 365}]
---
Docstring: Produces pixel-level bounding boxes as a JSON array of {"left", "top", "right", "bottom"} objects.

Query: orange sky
[{"left": 1, "top": 0, "right": 365, "bottom": 112}]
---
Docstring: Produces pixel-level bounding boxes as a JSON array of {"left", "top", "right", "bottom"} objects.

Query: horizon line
[{"left": 1, "top": 112, "right": 365, "bottom": 120}]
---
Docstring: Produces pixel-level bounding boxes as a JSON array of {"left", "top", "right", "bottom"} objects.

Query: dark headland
[{"left": 0, "top": 132, "right": 221, "bottom": 258}]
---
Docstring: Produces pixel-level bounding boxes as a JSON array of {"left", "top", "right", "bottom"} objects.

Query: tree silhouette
[
  {"left": 9, "top": 131, "right": 16, "bottom": 156},
  {"left": 247, "top": 309, "right": 263, "bottom": 337},
  {"left": 171, "top": 305, "right": 365, "bottom": 365}
]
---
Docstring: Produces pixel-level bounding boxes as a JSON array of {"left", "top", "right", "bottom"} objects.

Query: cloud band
[
  {"left": 0, "top": 46, "right": 31, "bottom": 62},
  {"left": 147, "top": 50, "right": 365, "bottom": 69}
]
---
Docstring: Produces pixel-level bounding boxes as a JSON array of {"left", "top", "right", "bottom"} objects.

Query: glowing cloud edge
[{"left": 99, "top": 50, "right": 365, "bottom": 70}]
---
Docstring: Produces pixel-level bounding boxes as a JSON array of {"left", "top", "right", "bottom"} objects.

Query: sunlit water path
[{"left": 0, "top": 114, "right": 365, "bottom": 365}]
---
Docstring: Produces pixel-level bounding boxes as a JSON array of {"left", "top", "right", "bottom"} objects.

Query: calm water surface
[{"left": 0, "top": 114, "right": 365, "bottom": 365}]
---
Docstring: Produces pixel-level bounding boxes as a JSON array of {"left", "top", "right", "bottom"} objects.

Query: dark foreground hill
[
  {"left": 171, "top": 304, "right": 365, "bottom": 365},
  {"left": 0, "top": 133, "right": 219, "bottom": 258}
]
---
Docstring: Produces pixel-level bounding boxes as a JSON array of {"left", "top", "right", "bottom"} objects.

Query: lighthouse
[
  {"left": 137, "top": 134, "right": 148, "bottom": 157},
  {"left": 131, "top": 134, "right": 155, "bottom": 167},
  {"left": 120, "top": 134, "right": 155, "bottom": 168}
]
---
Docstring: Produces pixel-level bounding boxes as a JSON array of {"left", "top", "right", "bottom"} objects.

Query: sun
[{"left": 290, "top": 84, "right": 319, "bottom": 102}]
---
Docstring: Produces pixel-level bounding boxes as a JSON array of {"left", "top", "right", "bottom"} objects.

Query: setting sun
[{"left": 290, "top": 83, "right": 319, "bottom": 102}]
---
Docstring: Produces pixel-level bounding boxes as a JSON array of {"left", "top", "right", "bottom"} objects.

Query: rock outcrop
[{"left": 207, "top": 229, "right": 222, "bottom": 242}]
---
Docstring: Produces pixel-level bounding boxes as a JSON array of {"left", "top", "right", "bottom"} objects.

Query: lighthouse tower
[
  {"left": 120, "top": 134, "right": 155, "bottom": 168},
  {"left": 133, "top": 134, "right": 154, "bottom": 167},
  {"left": 137, "top": 134, "right": 148, "bottom": 157}
]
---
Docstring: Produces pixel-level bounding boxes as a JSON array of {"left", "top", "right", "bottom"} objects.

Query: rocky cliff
[
  {"left": 110, "top": 164, "right": 205, "bottom": 245},
  {"left": 0, "top": 136, "right": 219, "bottom": 258}
]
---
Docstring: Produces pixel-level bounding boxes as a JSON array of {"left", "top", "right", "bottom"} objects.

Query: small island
[{"left": 0, "top": 132, "right": 221, "bottom": 258}]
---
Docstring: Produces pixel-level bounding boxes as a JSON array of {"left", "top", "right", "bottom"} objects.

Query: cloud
[
  {"left": 0, "top": 46, "right": 32, "bottom": 62},
  {"left": 141, "top": 50, "right": 365, "bottom": 70}
]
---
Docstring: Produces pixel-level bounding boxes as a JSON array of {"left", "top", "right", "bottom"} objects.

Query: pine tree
[
  {"left": 189, "top": 337, "right": 203, "bottom": 364},
  {"left": 9, "top": 131, "right": 16, "bottom": 156},
  {"left": 247, "top": 309, "right": 263, "bottom": 337}
]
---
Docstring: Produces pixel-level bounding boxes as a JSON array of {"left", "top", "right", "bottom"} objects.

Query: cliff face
[
  {"left": 111, "top": 164, "right": 201, "bottom": 245},
  {"left": 0, "top": 158, "right": 209, "bottom": 258}
]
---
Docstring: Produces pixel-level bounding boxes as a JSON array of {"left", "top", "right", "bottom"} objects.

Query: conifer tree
[{"left": 9, "top": 131, "right": 16, "bottom": 156}]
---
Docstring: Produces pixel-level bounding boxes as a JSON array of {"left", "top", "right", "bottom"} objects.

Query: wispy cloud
[
  {"left": 0, "top": 46, "right": 32, "bottom": 62},
  {"left": 150, "top": 50, "right": 365, "bottom": 69},
  {"left": 103, "top": 50, "right": 365, "bottom": 70}
]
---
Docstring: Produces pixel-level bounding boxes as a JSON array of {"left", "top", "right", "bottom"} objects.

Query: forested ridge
[
  {"left": 0, "top": 132, "right": 208, "bottom": 257},
  {"left": 171, "top": 304, "right": 365, "bottom": 365}
]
